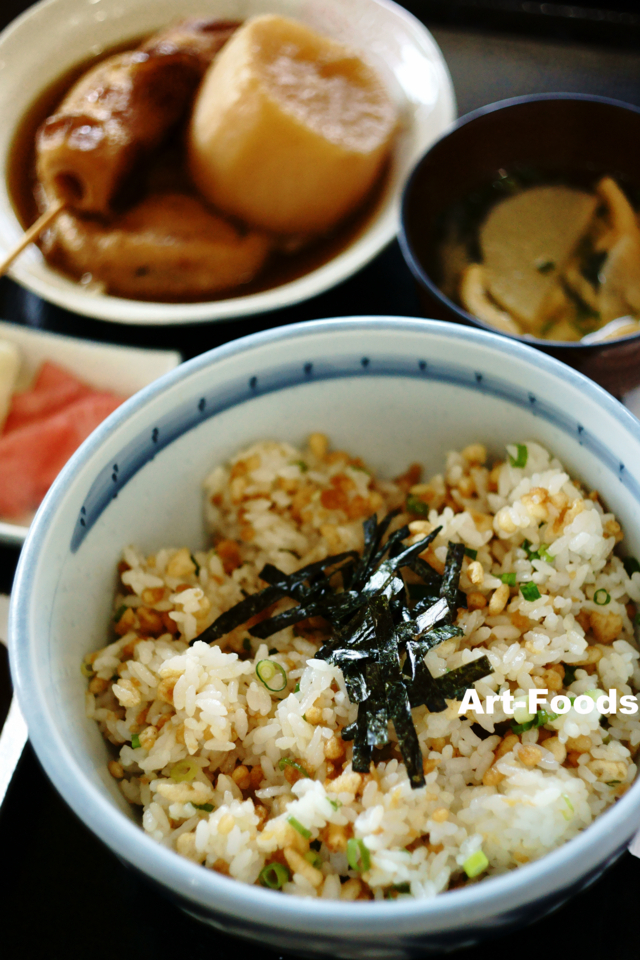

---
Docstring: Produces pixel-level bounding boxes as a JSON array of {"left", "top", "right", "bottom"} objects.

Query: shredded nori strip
[
  {"left": 434, "top": 657, "right": 493, "bottom": 700},
  {"left": 408, "top": 660, "right": 449, "bottom": 713},
  {"left": 409, "top": 556, "right": 442, "bottom": 587},
  {"left": 405, "top": 624, "right": 464, "bottom": 683},
  {"left": 440, "top": 542, "right": 465, "bottom": 620},
  {"left": 248, "top": 601, "right": 328, "bottom": 639},
  {"left": 372, "top": 595, "right": 424, "bottom": 787},
  {"left": 414, "top": 596, "right": 450, "bottom": 634},
  {"left": 387, "top": 681, "right": 424, "bottom": 787},
  {"left": 194, "top": 583, "right": 288, "bottom": 645},
  {"left": 193, "top": 509, "right": 493, "bottom": 787},
  {"left": 351, "top": 706, "right": 374, "bottom": 772},
  {"left": 356, "top": 509, "right": 399, "bottom": 587},
  {"left": 408, "top": 583, "right": 440, "bottom": 604}
]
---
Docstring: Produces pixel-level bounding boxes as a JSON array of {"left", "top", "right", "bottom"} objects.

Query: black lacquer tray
[{"left": 1, "top": 4, "right": 640, "bottom": 958}]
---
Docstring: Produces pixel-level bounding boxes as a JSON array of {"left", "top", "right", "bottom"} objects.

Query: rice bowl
[
  {"left": 10, "top": 317, "right": 640, "bottom": 956},
  {"left": 86, "top": 435, "right": 640, "bottom": 899}
]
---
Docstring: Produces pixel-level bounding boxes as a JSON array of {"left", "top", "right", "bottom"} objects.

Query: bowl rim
[
  {"left": 398, "top": 91, "right": 640, "bottom": 352},
  {"left": 0, "top": 0, "right": 455, "bottom": 326},
  {"left": 10, "top": 315, "right": 640, "bottom": 933}
]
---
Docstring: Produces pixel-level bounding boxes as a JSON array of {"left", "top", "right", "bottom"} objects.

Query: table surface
[{"left": 2, "top": 5, "right": 640, "bottom": 959}]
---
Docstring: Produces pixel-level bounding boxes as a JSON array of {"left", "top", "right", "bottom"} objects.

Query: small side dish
[
  {"left": 0, "top": 349, "right": 123, "bottom": 520},
  {"left": 85, "top": 435, "right": 640, "bottom": 899},
  {"left": 439, "top": 171, "right": 640, "bottom": 342}
]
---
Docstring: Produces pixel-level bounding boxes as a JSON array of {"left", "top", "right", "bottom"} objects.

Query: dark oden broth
[{"left": 8, "top": 36, "right": 390, "bottom": 303}]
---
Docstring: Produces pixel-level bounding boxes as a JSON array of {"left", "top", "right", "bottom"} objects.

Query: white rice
[{"left": 86, "top": 435, "right": 640, "bottom": 900}]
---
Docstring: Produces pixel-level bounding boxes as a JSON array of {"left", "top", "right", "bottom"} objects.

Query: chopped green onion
[
  {"left": 464, "top": 548, "right": 478, "bottom": 560},
  {"left": 278, "top": 758, "right": 309, "bottom": 778},
  {"left": 535, "top": 708, "right": 559, "bottom": 726},
  {"left": 288, "top": 816, "right": 311, "bottom": 839},
  {"left": 294, "top": 681, "right": 300, "bottom": 693},
  {"left": 113, "top": 603, "right": 127, "bottom": 623},
  {"left": 511, "top": 719, "right": 535, "bottom": 734},
  {"left": 511, "top": 706, "right": 559, "bottom": 735},
  {"left": 523, "top": 541, "right": 553, "bottom": 563},
  {"left": 192, "top": 802, "right": 214, "bottom": 812},
  {"left": 462, "top": 849, "right": 489, "bottom": 878},
  {"left": 405, "top": 494, "right": 430, "bottom": 518},
  {"left": 509, "top": 444, "right": 528, "bottom": 469},
  {"left": 562, "top": 664, "right": 577, "bottom": 686},
  {"left": 500, "top": 572, "right": 516, "bottom": 587},
  {"left": 511, "top": 697, "right": 535, "bottom": 733},
  {"left": 385, "top": 882, "right": 411, "bottom": 897},
  {"left": 624, "top": 557, "right": 640, "bottom": 577},
  {"left": 131, "top": 733, "right": 141, "bottom": 749},
  {"left": 304, "top": 851, "right": 323, "bottom": 870},
  {"left": 346, "top": 837, "right": 370, "bottom": 873},
  {"left": 513, "top": 699, "right": 534, "bottom": 725},
  {"left": 80, "top": 661, "right": 94, "bottom": 678},
  {"left": 259, "top": 862, "right": 290, "bottom": 889},
  {"left": 256, "top": 659, "right": 288, "bottom": 692},
  {"left": 520, "top": 582, "right": 541, "bottom": 602},
  {"left": 606, "top": 780, "right": 621, "bottom": 786},
  {"left": 594, "top": 589, "right": 611, "bottom": 606},
  {"left": 327, "top": 798, "right": 341, "bottom": 810},
  {"left": 170, "top": 758, "right": 199, "bottom": 783},
  {"left": 561, "top": 794, "right": 574, "bottom": 820},
  {"left": 292, "top": 460, "right": 308, "bottom": 473},
  {"left": 190, "top": 554, "right": 201, "bottom": 576}
]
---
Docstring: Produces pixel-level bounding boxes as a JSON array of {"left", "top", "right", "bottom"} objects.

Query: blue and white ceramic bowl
[{"left": 9, "top": 317, "right": 640, "bottom": 957}]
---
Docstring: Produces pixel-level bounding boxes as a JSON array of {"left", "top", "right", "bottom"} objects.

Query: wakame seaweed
[{"left": 193, "top": 510, "right": 493, "bottom": 788}]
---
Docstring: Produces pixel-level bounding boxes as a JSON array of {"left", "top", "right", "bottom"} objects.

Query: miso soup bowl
[
  {"left": 399, "top": 94, "right": 640, "bottom": 395},
  {"left": 9, "top": 317, "right": 640, "bottom": 957}
]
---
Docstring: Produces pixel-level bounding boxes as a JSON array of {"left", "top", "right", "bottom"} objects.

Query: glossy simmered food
[
  {"left": 36, "top": 20, "right": 239, "bottom": 216},
  {"left": 42, "top": 194, "right": 271, "bottom": 301},
  {"left": 24, "top": 15, "right": 396, "bottom": 302},
  {"left": 439, "top": 173, "right": 640, "bottom": 342},
  {"left": 189, "top": 15, "right": 397, "bottom": 236}
]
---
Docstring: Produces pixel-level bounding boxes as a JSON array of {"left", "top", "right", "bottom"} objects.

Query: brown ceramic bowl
[{"left": 399, "top": 94, "right": 640, "bottom": 395}]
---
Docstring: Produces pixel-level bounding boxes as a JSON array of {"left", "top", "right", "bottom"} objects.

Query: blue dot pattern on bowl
[{"left": 70, "top": 353, "right": 636, "bottom": 552}]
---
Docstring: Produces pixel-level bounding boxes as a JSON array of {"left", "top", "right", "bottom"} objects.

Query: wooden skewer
[{"left": 0, "top": 198, "right": 66, "bottom": 278}]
